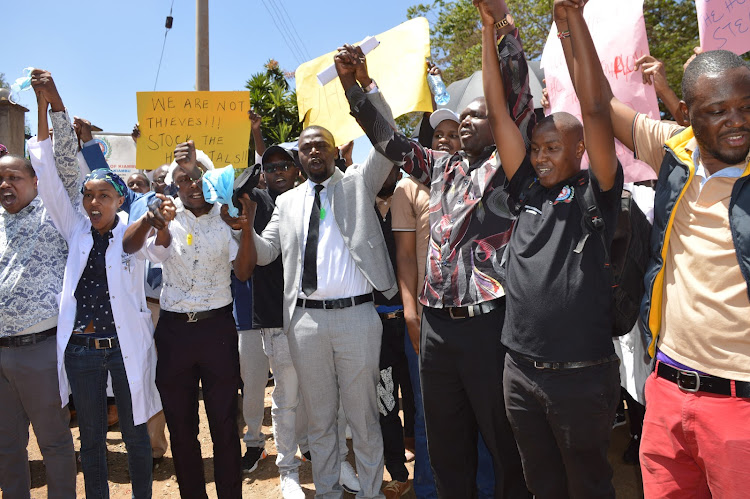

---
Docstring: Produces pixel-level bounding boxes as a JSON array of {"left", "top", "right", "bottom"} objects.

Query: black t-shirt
[
  {"left": 502, "top": 157, "right": 624, "bottom": 362},
  {"left": 251, "top": 188, "right": 284, "bottom": 329}
]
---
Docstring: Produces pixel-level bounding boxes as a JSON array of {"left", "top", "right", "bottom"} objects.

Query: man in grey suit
[{"left": 246, "top": 47, "right": 398, "bottom": 498}]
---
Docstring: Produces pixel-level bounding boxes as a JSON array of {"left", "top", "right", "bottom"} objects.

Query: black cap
[
  {"left": 232, "top": 163, "right": 262, "bottom": 214},
  {"left": 261, "top": 145, "right": 295, "bottom": 169}
]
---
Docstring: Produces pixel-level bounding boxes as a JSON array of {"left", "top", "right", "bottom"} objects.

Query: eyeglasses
[
  {"left": 264, "top": 161, "right": 296, "bottom": 173},
  {"left": 174, "top": 170, "right": 204, "bottom": 187}
]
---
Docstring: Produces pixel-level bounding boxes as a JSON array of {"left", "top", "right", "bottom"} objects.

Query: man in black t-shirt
[
  {"left": 478, "top": 0, "right": 621, "bottom": 496},
  {"left": 224, "top": 145, "right": 307, "bottom": 498},
  {"left": 372, "top": 165, "right": 413, "bottom": 498}
]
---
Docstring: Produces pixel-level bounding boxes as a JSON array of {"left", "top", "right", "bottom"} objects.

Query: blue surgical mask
[{"left": 9, "top": 68, "right": 34, "bottom": 104}]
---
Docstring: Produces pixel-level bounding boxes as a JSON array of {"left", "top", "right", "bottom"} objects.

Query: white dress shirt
[
  {"left": 146, "top": 203, "right": 239, "bottom": 312},
  {"left": 298, "top": 177, "right": 371, "bottom": 299}
]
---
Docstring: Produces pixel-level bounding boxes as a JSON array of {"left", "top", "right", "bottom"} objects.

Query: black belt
[
  {"left": 656, "top": 361, "right": 750, "bottom": 398},
  {"left": 512, "top": 352, "right": 620, "bottom": 370},
  {"left": 378, "top": 309, "right": 404, "bottom": 320},
  {"left": 68, "top": 334, "right": 119, "bottom": 350},
  {"left": 0, "top": 328, "right": 56, "bottom": 348},
  {"left": 160, "top": 304, "right": 233, "bottom": 323},
  {"left": 296, "top": 293, "right": 373, "bottom": 310},
  {"left": 432, "top": 297, "right": 505, "bottom": 320}
]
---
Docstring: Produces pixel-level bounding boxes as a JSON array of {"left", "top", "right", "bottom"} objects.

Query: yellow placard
[
  {"left": 295, "top": 17, "right": 433, "bottom": 146},
  {"left": 135, "top": 91, "right": 251, "bottom": 169}
]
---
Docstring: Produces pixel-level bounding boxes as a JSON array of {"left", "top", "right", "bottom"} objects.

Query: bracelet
[{"left": 557, "top": 30, "right": 571, "bottom": 40}]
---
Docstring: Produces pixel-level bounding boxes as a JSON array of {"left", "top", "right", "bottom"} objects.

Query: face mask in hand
[{"left": 9, "top": 68, "right": 34, "bottom": 104}]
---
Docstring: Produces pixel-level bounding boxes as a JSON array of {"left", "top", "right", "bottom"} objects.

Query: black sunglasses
[{"left": 264, "top": 161, "right": 296, "bottom": 173}]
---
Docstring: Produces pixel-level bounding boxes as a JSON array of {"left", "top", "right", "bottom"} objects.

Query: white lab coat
[{"left": 29, "top": 137, "right": 162, "bottom": 426}]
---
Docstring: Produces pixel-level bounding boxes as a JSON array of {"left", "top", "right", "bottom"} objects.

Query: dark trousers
[
  {"left": 378, "top": 314, "right": 410, "bottom": 483},
  {"left": 623, "top": 388, "right": 645, "bottom": 437},
  {"left": 420, "top": 303, "right": 529, "bottom": 499},
  {"left": 503, "top": 352, "right": 620, "bottom": 499},
  {"left": 154, "top": 311, "right": 241, "bottom": 499},
  {"left": 399, "top": 348, "right": 415, "bottom": 440}
]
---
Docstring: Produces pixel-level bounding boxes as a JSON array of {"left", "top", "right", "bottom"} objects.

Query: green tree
[
  {"left": 407, "top": 0, "right": 700, "bottom": 118},
  {"left": 0, "top": 72, "right": 8, "bottom": 88},
  {"left": 643, "top": 0, "right": 699, "bottom": 106},
  {"left": 245, "top": 59, "right": 302, "bottom": 153},
  {"left": 407, "top": 0, "right": 552, "bottom": 84}
]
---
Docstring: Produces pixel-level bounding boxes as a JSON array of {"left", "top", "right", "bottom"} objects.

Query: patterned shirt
[
  {"left": 147, "top": 203, "right": 239, "bottom": 313},
  {"left": 73, "top": 218, "right": 119, "bottom": 337},
  {"left": 346, "top": 29, "right": 535, "bottom": 307},
  {"left": 0, "top": 111, "right": 81, "bottom": 337}
]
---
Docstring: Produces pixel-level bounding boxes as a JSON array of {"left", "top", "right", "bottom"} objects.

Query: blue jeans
[
  {"left": 65, "top": 341, "right": 152, "bottom": 499},
  {"left": 404, "top": 330, "right": 495, "bottom": 499}
]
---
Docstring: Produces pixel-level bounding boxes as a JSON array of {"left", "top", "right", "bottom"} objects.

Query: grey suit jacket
[{"left": 253, "top": 91, "right": 398, "bottom": 334}]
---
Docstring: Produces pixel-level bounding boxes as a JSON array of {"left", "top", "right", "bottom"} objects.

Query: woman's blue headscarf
[{"left": 81, "top": 169, "right": 127, "bottom": 197}]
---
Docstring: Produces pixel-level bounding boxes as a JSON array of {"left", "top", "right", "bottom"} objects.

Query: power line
[
  {"left": 154, "top": 0, "right": 176, "bottom": 91},
  {"left": 267, "top": 0, "right": 313, "bottom": 61},
  {"left": 272, "top": 0, "right": 313, "bottom": 61},
  {"left": 259, "top": 0, "right": 306, "bottom": 65}
]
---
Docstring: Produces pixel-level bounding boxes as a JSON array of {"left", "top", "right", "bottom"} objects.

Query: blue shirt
[{"left": 232, "top": 274, "right": 253, "bottom": 331}]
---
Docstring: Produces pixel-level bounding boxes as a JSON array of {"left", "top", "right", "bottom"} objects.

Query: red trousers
[{"left": 640, "top": 370, "right": 750, "bottom": 498}]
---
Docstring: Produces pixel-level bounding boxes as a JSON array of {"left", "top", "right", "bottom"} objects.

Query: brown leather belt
[
  {"left": 0, "top": 328, "right": 56, "bottom": 348},
  {"left": 146, "top": 297, "right": 160, "bottom": 305},
  {"left": 378, "top": 309, "right": 404, "bottom": 320}
]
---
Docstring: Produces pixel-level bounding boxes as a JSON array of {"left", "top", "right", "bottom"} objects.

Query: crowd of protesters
[{"left": 2, "top": 0, "right": 749, "bottom": 498}]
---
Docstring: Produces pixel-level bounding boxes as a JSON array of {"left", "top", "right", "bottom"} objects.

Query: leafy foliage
[
  {"left": 407, "top": 0, "right": 553, "bottom": 84},
  {"left": 395, "top": 113, "right": 425, "bottom": 138},
  {"left": 0, "top": 72, "right": 8, "bottom": 88},
  {"left": 643, "top": 0, "right": 699, "bottom": 103},
  {"left": 245, "top": 60, "right": 303, "bottom": 152}
]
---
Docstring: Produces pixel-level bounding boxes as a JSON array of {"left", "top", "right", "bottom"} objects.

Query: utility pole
[{"left": 196, "top": 0, "right": 209, "bottom": 90}]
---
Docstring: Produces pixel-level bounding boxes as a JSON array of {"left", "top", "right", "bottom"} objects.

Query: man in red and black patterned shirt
[{"left": 342, "top": 0, "right": 533, "bottom": 495}]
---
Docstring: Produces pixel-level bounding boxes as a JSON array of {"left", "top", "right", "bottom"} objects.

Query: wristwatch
[
  {"left": 494, "top": 13, "right": 514, "bottom": 31},
  {"left": 362, "top": 79, "right": 378, "bottom": 93}
]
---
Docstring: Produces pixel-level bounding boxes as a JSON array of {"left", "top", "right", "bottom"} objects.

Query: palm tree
[{"left": 245, "top": 60, "right": 302, "bottom": 153}]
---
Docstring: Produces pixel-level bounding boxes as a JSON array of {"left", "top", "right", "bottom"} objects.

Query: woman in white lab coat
[{"left": 28, "top": 134, "right": 174, "bottom": 499}]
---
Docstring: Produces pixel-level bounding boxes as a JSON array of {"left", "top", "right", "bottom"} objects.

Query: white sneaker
[
  {"left": 279, "top": 471, "right": 305, "bottom": 499},
  {"left": 339, "top": 461, "right": 360, "bottom": 494}
]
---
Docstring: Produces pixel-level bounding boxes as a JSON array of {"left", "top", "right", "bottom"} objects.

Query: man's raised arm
[
  {"left": 554, "top": 2, "right": 638, "bottom": 153},
  {"left": 477, "top": 0, "right": 528, "bottom": 181},
  {"left": 30, "top": 70, "right": 81, "bottom": 204},
  {"left": 334, "top": 44, "right": 436, "bottom": 186},
  {"left": 558, "top": 0, "right": 618, "bottom": 190}
]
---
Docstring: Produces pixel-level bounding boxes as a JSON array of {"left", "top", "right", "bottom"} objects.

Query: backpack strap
[{"left": 573, "top": 175, "right": 610, "bottom": 264}]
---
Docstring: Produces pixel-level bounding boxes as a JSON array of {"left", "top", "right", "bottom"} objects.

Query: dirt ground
[{"left": 25, "top": 382, "right": 644, "bottom": 498}]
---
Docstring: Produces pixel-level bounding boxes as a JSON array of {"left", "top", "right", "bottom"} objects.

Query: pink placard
[
  {"left": 540, "top": 0, "right": 659, "bottom": 183},
  {"left": 696, "top": 0, "right": 750, "bottom": 55}
]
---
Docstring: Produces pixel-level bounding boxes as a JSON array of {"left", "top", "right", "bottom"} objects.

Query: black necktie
[
  {"left": 302, "top": 184, "right": 324, "bottom": 296},
  {"left": 146, "top": 262, "right": 162, "bottom": 289}
]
